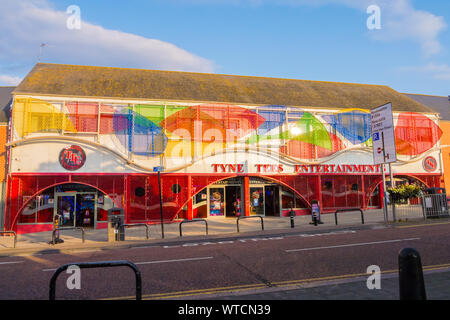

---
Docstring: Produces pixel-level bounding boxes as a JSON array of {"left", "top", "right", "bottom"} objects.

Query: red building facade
[{"left": 4, "top": 64, "right": 444, "bottom": 234}]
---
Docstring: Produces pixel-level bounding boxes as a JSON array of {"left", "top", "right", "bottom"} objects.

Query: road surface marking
[
  {"left": 42, "top": 256, "right": 213, "bottom": 272},
  {"left": 135, "top": 256, "right": 213, "bottom": 265},
  {"left": 397, "top": 222, "right": 450, "bottom": 229},
  {"left": 285, "top": 238, "right": 420, "bottom": 252},
  {"left": 0, "top": 261, "right": 24, "bottom": 265},
  {"left": 104, "top": 261, "right": 450, "bottom": 300},
  {"left": 104, "top": 283, "right": 268, "bottom": 300}
]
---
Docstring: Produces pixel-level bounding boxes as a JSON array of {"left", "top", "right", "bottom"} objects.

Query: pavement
[
  {"left": 0, "top": 207, "right": 429, "bottom": 257},
  {"left": 0, "top": 210, "right": 432, "bottom": 257},
  {"left": 212, "top": 268, "right": 450, "bottom": 300}
]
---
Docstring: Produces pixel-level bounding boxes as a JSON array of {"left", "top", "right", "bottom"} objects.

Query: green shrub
[{"left": 387, "top": 183, "right": 423, "bottom": 204}]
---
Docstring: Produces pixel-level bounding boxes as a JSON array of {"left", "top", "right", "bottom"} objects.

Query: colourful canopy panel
[
  {"left": 160, "top": 105, "right": 265, "bottom": 142},
  {"left": 280, "top": 132, "right": 344, "bottom": 160},
  {"left": 13, "top": 98, "right": 77, "bottom": 137},
  {"left": 134, "top": 105, "right": 186, "bottom": 126},
  {"left": 395, "top": 112, "right": 443, "bottom": 156},
  {"left": 321, "top": 110, "right": 371, "bottom": 145},
  {"left": 113, "top": 107, "right": 168, "bottom": 156},
  {"left": 248, "top": 112, "right": 333, "bottom": 151},
  {"left": 257, "top": 106, "right": 289, "bottom": 135},
  {"left": 66, "top": 102, "right": 99, "bottom": 132}
]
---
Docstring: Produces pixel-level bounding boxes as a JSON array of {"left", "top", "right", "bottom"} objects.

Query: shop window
[
  {"left": 334, "top": 176, "right": 347, "bottom": 208},
  {"left": 195, "top": 190, "right": 207, "bottom": 204},
  {"left": 19, "top": 193, "right": 54, "bottom": 224},
  {"left": 281, "top": 187, "right": 308, "bottom": 209},
  {"left": 97, "top": 195, "right": 114, "bottom": 222}
]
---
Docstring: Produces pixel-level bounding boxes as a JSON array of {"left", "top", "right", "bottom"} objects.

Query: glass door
[
  {"left": 250, "top": 187, "right": 264, "bottom": 216},
  {"left": 76, "top": 193, "right": 97, "bottom": 228},
  {"left": 55, "top": 192, "right": 97, "bottom": 228},
  {"left": 208, "top": 187, "right": 225, "bottom": 216},
  {"left": 55, "top": 193, "right": 76, "bottom": 227}
]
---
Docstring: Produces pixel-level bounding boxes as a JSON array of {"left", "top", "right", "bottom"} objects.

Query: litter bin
[
  {"left": 108, "top": 208, "right": 125, "bottom": 242},
  {"left": 422, "top": 188, "right": 449, "bottom": 219}
]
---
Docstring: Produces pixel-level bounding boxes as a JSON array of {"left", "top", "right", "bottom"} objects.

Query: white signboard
[{"left": 371, "top": 103, "right": 397, "bottom": 165}]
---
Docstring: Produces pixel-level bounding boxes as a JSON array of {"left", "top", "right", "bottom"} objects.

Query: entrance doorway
[
  {"left": 225, "top": 186, "right": 242, "bottom": 217},
  {"left": 55, "top": 192, "right": 97, "bottom": 228},
  {"left": 264, "top": 185, "right": 280, "bottom": 216}
]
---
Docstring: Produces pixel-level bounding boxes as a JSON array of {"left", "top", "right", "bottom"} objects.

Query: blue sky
[{"left": 0, "top": 0, "right": 449, "bottom": 96}]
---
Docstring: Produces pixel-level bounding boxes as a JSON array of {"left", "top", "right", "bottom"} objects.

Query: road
[{"left": 1, "top": 222, "right": 450, "bottom": 300}]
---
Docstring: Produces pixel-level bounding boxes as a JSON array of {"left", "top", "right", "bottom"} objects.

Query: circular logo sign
[
  {"left": 59, "top": 145, "right": 86, "bottom": 171},
  {"left": 423, "top": 156, "right": 437, "bottom": 172}
]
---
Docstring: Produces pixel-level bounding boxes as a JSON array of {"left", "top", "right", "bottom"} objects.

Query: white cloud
[
  {"left": 0, "top": 0, "right": 214, "bottom": 85},
  {"left": 176, "top": 0, "right": 447, "bottom": 57},
  {"left": 0, "top": 75, "right": 22, "bottom": 86},
  {"left": 398, "top": 63, "right": 450, "bottom": 81}
]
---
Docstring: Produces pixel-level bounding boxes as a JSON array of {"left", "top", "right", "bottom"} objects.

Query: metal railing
[
  {"left": 179, "top": 219, "right": 208, "bottom": 237},
  {"left": 334, "top": 208, "right": 365, "bottom": 225},
  {"left": 236, "top": 215, "right": 264, "bottom": 233},
  {"left": 49, "top": 260, "right": 142, "bottom": 300},
  {"left": 52, "top": 227, "right": 85, "bottom": 245},
  {"left": 123, "top": 224, "right": 150, "bottom": 240},
  {"left": 422, "top": 194, "right": 449, "bottom": 219},
  {"left": 0, "top": 231, "right": 17, "bottom": 248}
]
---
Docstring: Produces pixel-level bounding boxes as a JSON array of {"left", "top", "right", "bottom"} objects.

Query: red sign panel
[{"left": 59, "top": 145, "right": 86, "bottom": 171}]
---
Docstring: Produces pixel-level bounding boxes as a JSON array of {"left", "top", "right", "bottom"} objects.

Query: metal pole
[
  {"left": 381, "top": 131, "right": 389, "bottom": 223},
  {"left": 389, "top": 162, "right": 396, "bottom": 222},
  {"left": 381, "top": 163, "right": 388, "bottom": 223},
  {"left": 158, "top": 171, "right": 164, "bottom": 239}
]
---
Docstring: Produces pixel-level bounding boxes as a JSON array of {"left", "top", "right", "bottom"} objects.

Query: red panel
[
  {"left": 66, "top": 102, "right": 99, "bottom": 132},
  {"left": 334, "top": 176, "right": 347, "bottom": 207},
  {"left": 279, "top": 133, "right": 344, "bottom": 160},
  {"left": 395, "top": 113, "right": 443, "bottom": 156},
  {"left": 161, "top": 105, "right": 265, "bottom": 142},
  {"left": 17, "top": 224, "right": 53, "bottom": 235}
]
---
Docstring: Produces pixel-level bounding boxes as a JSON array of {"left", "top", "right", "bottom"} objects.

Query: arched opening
[
  {"left": 188, "top": 176, "right": 310, "bottom": 219},
  {"left": 16, "top": 182, "right": 117, "bottom": 233},
  {"left": 366, "top": 175, "right": 430, "bottom": 209}
]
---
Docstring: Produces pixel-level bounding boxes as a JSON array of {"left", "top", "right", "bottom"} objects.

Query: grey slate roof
[
  {"left": 405, "top": 93, "right": 450, "bottom": 121},
  {"left": 0, "top": 86, "right": 14, "bottom": 122},
  {"left": 14, "top": 63, "right": 434, "bottom": 113}
]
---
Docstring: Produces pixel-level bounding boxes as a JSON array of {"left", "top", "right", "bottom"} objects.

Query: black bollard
[
  {"left": 398, "top": 248, "right": 427, "bottom": 300},
  {"left": 289, "top": 207, "right": 295, "bottom": 228}
]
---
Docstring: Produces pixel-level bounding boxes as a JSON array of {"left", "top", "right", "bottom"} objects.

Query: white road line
[
  {"left": 135, "top": 256, "right": 214, "bottom": 265},
  {"left": 285, "top": 238, "right": 421, "bottom": 253},
  {"left": 0, "top": 261, "right": 24, "bottom": 265},
  {"left": 42, "top": 256, "right": 213, "bottom": 272}
]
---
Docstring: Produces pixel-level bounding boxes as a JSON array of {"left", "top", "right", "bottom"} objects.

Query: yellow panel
[{"left": 13, "top": 98, "right": 77, "bottom": 137}]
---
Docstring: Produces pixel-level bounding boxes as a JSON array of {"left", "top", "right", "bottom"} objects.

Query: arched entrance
[
  {"left": 16, "top": 183, "right": 116, "bottom": 233},
  {"left": 189, "top": 176, "right": 310, "bottom": 219},
  {"left": 366, "top": 174, "right": 431, "bottom": 209}
]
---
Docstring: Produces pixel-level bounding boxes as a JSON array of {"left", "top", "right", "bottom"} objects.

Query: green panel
[
  {"left": 134, "top": 105, "right": 187, "bottom": 125},
  {"left": 246, "top": 112, "right": 332, "bottom": 150}
]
